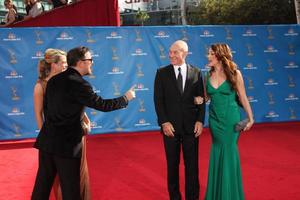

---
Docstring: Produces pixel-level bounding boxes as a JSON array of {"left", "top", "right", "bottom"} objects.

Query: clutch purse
[{"left": 235, "top": 118, "right": 249, "bottom": 132}]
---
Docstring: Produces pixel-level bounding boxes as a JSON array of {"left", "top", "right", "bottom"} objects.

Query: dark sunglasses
[{"left": 81, "top": 58, "right": 93, "bottom": 62}]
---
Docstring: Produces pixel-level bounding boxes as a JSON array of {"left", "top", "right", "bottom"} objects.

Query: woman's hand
[
  {"left": 82, "top": 121, "right": 91, "bottom": 135},
  {"left": 243, "top": 118, "right": 254, "bottom": 131},
  {"left": 194, "top": 96, "right": 204, "bottom": 105}
]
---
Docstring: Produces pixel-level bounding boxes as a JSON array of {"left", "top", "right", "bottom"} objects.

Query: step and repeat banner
[{"left": 0, "top": 25, "right": 299, "bottom": 140}]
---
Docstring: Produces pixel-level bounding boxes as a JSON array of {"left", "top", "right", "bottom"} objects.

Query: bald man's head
[
  {"left": 170, "top": 40, "right": 189, "bottom": 52},
  {"left": 169, "top": 40, "right": 189, "bottom": 66}
]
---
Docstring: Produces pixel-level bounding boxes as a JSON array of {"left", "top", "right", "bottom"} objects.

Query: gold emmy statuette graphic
[
  {"left": 136, "top": 64, "right": 144, "bottom": 77},
  {"left": 267, "top": 26, "right": 274, "bottom": 39},
  {"left": 112, "top": 82, "right": 121, "bottom": 96},
  {"left": 225, "top": 27, "right": 232, "bottom": 40},
  {"left": 138, "top": 98, "right": 146, "bottom": 112},
  {"left": 111, "top": 47, "right": 119, "bottom": 60},
  {"left": 159, "top": 45, "right": 166, "bottom": 59},
  {"left": 35, "top": 31, "right": 43, "bottom": 44},
  {"left": 288, "top": 75, "right": 295, "bottom": 87},
  {"left": 288, "top": 44, "right": 295, "bottom": 55},
  {"left": 267, "top": 60, "right": 274, "bottom": 72},
  {"left": 11, "top": 86, "right": 20, "bottom": 100},
  {"left": 289, "top": 107, "right": 296, "bottom": 119},
  {"left": 181, "top": 29, "right": 188, "bottom": 41},
  {"left": 246, "top": 44, "right": 253, "bottom": 56},
  {"left": 247, "top": 77, "right": 254, "bottom": 89},
  {"left": 8, "top": 49, "right": 17, "bottom": 64},
  {"left": 114, "top": 117, "right": 123, "bottom": 131},
  {"left": 13, "top": 124, "right": 21, "bottom": 137},
  {"left": 135, "top": 30, "right": 142, "bottom": 42},
  {"left": 268, "top": 92, "right": 275, "bottom": 104},
  {"left": 86, "top": 30, "right": 95, "bottom": 43}
]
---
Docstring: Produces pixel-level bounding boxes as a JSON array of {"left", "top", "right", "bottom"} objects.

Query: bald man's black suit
[{"left": 154, "top": 64, "right": 205, "bottom": 200}]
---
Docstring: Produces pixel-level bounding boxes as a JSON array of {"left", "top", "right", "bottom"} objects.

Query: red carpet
[{"left": 0, "top": 122, "right": 299, "bottom": 200}]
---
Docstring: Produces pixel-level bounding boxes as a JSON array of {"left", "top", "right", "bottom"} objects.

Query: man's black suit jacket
[
  {"left": 34, "top": 67, "right": 128, "bottom": 158},
  {"left": 154, "top": 64, "right": 205, "bottom": 134}
]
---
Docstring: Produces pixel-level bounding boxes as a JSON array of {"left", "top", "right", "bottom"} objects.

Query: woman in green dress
[{"left": 197, "top": 43, "right": 254, "bottom": 200}]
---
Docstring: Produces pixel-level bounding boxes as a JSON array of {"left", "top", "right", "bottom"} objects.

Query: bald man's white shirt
[{"left": 173, "top": 63, "right": 187, "bottom": 91}]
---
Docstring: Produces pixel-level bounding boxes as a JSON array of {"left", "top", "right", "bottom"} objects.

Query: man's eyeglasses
[{"left": 81, "top": 58, "right": 93, "bottom": 63}]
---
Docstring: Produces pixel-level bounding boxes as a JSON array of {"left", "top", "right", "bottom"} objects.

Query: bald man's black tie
[{"left": 177, "top": 67, "right": 183, "bottom": 94}]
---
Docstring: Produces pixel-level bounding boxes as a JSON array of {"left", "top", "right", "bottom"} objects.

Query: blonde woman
[
  {"left": 33, "top": 48, "right": 67, "bottom": 129},
  {"left": 33, "top": 48, "right": 91, "bottom": 200}
]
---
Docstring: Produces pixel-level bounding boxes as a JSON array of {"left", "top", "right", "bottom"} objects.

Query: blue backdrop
[{"left": 0, "top": 25, "right": 299, "bottom": 140}]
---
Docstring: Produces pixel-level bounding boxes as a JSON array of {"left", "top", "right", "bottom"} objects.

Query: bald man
[{"left": 154, "top": 40, "right": 205, "bottom": 200}]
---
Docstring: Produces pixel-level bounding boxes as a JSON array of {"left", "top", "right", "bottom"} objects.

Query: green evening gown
[{"left": 204, "top": 79, "right": 245, "bottom": 200}]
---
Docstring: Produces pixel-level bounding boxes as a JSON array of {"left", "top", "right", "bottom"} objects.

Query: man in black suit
[
  {"left": 31, "top": 46, "right": 135, "bottom": 200},
  {"left": 154, "top": 40, "right": 205, "bottom": 200}
]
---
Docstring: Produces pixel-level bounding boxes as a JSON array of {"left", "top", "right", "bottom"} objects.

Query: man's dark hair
[{"left": 67, "top": 46, "right": 90, "bottom": 67}]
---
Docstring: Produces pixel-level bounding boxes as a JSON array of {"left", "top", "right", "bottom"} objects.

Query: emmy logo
[
  {"left": 13, "top": 124, "right": 21, "bottom": 137},
  {"left": 288, "top": 28, "right": 295, "bottom": 34},
  {"left": 114, "top": 117, "right": 123, "bottom": 131},
  {"left": 90, "top": 110, "right": 97, "bottom": 115},
  {"left": 136, "top": 64, "right": 144, "bottom": 77},
  {"left": 112, "top": 82, "right": 121, "bottom": 96},
  {"left": 267, "top": 26, "right": 274, "bottom": 39},
  {"left": 267, "top": 60, "right": 274, "bottom": 72},
  {"left": 11, "top": 87, "right": 20, "bottom": 100},
  {"left": 225, "top": 27, "right": 232, "bottom": 40},
  {"left": 246, "top": 63, "right": 253, "bottom": 69},
  {"left": 35, "top": 31, "right": 43, "bottom": 44},
  {"left": 135, "top": 30, "right": 142, "bottom": 42},
  {"left": 246, "top": 44, "right": 253, "bottom": 56},
  {"left": 8, "top": 49, "right": 17, "bottom": 64},
  {"left": 288, "top": 44, "right": 295, "bottom": 55},
  {"left": 8, "top": 33, "right": 16, "bottom": 40},
  {"left": 138, "top": 98, "right": 146, "bottom": 112},
  {"left": 86, "top": 30, "right": 95, "bottom": 43},
  {"left": 289, "top": 107, "right": 296, "bottom": 119},
  {"left": 288, "top": 75, "right": 295, "bottom": 87},
  {"left": 10, "top": 70, "right": 17, "bottom": 76},
  {"left": 159, "top": 45, "right": 166, "bottom": 59},
  {"left": 268, "top": 92, "right": 275, "bottom": 105},
  {"left": 111, "top": 47, "right": 119, "bottom": 60},
  {"left": 247, "top": 77, "right": 254, "bottom": 89},
  {"left": 181, "top": 29, "right": 188, "bottom": 41}
]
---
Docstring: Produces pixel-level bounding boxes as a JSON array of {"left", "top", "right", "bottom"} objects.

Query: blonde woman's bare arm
[
  {"left": 33, "top": 83, "right": 44, "bottom": 130},
  {"left": 82, "top": 112, "right": 91, "bottom": 134}
]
